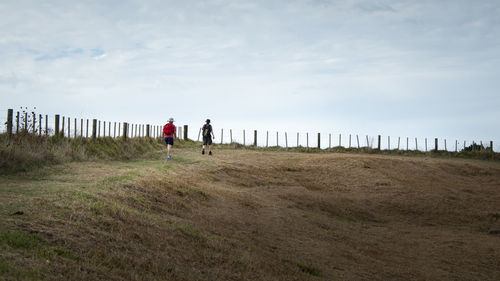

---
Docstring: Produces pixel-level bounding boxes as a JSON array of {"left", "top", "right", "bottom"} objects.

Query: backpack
[
  {"left": 202, "top": 124, "right": 212, "bottom": 137},
  {"left": 163, "top": 123, "right": 175, "bottom": 136}
]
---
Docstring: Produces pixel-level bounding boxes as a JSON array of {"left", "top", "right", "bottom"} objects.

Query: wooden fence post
[
  {"left": 339, "top": 134, "right": 341, "bottom": 147},
  {"left": 415, "top": 138, "right": 418, "bottom": 151},
  {"left": 81, "top": 119, "right": 83, "bottom": 137},
  {"left": 276, "top": 131, "right": 279, "bottom": 147},
  {"left": 490, "top": 141, "right": 493, "bottom": 152},
  {"left": 398, "top": 137, "right": 400, "bottom": 150},
  {"left": 266, "top": 131, "right": 269, "bottom": 147},
  {"left": 377, "top": 135, "right": 381, "bottom": 150},
  {"left": 318, "top": 133, "right": 321, "bottom": 149},
  {"left": 445, "top": 139, "right": 447, "bottom": 151},
  {"left": 74, "top": 118, "right": 77, "bottom": 138},
  {"left": 146, "top": 124, "right": 150, "bottom": 138},
  {"left": 61, "top": 117, "right": 66, "bottom": 137},
  {"left": 7, "top": 109, "right": 13, "bottom": 138},
  {"left": 114, "top": 122, "right": 117, "bottom": 138},
  {"left": 230, "top": 129, "right": 233, "bottom": 143},
  {"left": 356, "top": 135, "right": 360, "bottom": 148},
  {"left": 306, "top": 133, "right": 309, "bottom": 148},
  {"left": 297, "top": 132, "right": 299, "bottom": 147},
  {"left": 16, "top": 112, "right": 19, "bottom": 134},
  {"left": 406, "top": 137, "right": 409, "bottom": 151},
  {"left": 108, "top": 122, "right": 111, "bottom": 137},
  {"left": 425, "top": 138, "right": 427, "bottom": 152},
  {"left": 221, "top": 128, "right": 224, "bottom": 144},
  {"left": 388, "top": 136, "right": 390, "bottom": 150},
  {"left": 243, "top": 130, "right": 245, "bottom": 145},
  {"left": 38, "top": 114, "right": 41, "bottom": 136},
  {"left": 285, "top": 132, "right": 288, "bottom": 148},
  {"left": 197, "top": 127, "right": 201, "bottom": 141},
  {"left": 349, "top": 134, "right": 351, "bottom": 148},
  {"left": 122, "top": 122, "right": 128, "bottom": 140},
  {"left": 32, "top": 112, "right": 36, "bottom": 133},
  {"left": 184, "top": 125, "right": 188, "bottom": 140},
  {"left": 103, "top": 121, "right": 106, "bottom": 137},
  {"left": 434, "top": 138, "right": 438, "bottom": 151},
  {"left": 55, "top": 115, "right": 60, "bottom": 136},
  {"left": 366, "top": 135, "right": 369, "bottom": 148},
  {"left": 24, "top": 112, "right": 28, "bottom": 132},
  {"left": 254, "top": 130, "right": 257, "bottom": 146},
  {"left": 45, "top": 115, "right": 48, "bottom": 136},
  {"left": 86, "top": 119, "right": 89, "bottom": 138},
  {"left": 329, "top": 133, "right": 331, "bottom": 148},
  {"left": 92, "top": 119, "right": 97, "bottom": 140},
  {"left": 118, "top": 123, "right": 121, "bottom": 138}
]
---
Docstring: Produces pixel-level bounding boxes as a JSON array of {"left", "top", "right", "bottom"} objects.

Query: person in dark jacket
[{"left": 201, "top": 119, "right": 215, "bottom": 155}]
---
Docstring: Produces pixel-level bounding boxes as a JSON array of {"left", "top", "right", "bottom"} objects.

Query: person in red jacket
[{"left": 163, "top": 117, "right": 176, "bottom": 160}]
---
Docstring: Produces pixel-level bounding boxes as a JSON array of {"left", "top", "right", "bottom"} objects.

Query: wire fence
[
  {"left": 1, "top": 109, "right": 166, "bottom": 139},
  {"left": 2, "top": 109, "right": 497, "bottom": 152},
  {"left": 190, "top": 127, "right": 496, "bottom": 153}
]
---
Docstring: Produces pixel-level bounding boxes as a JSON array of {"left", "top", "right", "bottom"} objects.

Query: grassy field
[{"left": 1, "top": 145, "right": 500, "bottom": 280}]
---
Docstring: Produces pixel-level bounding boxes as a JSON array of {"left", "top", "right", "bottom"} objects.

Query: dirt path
[{"left": 1, "top": 148, "right": 499, "bottom": 280}]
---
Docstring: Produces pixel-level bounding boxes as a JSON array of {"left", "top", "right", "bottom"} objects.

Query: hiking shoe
[
  {"left": 202, "top": 149, "right": 205, "bottom": 155},
  {"left": 167, "top": 155, "right": 172, "bottom": 161},
  {"left": 209, "top": 151, "right": 212, "bottom": 155}
]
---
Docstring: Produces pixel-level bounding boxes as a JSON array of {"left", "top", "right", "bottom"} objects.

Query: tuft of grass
[
  {"left": 488, "top": 213, "right": 500, "bottom": 221},
  {"left": 297, "top": 262, "right": 321, "bottom": 276}
]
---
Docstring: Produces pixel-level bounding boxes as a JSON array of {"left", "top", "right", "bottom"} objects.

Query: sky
[{"left": 1, "top": 0, "right": 499, "bottom": 149}]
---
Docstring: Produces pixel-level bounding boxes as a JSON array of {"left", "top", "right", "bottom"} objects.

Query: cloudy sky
[{"left": 1, "top": 0, "right": 499, "bottom": 149}]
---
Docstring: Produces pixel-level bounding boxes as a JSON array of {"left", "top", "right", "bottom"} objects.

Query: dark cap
[{"left": 206, "top": 119, "right": 210, "bottom": 124}]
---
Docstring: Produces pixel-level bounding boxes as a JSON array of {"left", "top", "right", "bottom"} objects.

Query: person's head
[
  {"left": 168, "top": 117, "right": 174, "bottom": 123},
  {"left": 206, "top": 119, "right": 210, "bottom": 124}
]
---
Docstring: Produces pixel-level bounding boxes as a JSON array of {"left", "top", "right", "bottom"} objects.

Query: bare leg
[{"left": 167, "top": 144, "right": 172, "bottom": 157}]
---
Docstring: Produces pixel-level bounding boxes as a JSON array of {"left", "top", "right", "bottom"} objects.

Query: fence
[
  {"left": 192, "top": 127, "right": 495, "bottom": 153},
  {"left": 1, "top": 108, "right": 188, "bottom": 141},
  {"left": 2, "top": 109, "right": 496, "bottom": 152}
]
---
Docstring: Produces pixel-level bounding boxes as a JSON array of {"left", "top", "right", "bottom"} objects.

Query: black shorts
[
  {"left": 164, "top": 137, "right": 174, "bottom": 145},
  {"left": 203, "top": 136, "right": 212, "bottom": 145}
]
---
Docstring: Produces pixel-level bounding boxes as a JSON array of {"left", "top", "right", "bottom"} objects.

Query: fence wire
[{"left": 2, "top": 108, "right": 496, "bottom": 153}]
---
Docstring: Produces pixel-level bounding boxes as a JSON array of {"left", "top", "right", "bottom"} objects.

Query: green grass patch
[
  {"left": 0, "top": 258, "right": 45, "bottom": 279},
  {"left": 297, "top": 262, "right": 321, "bottom": 276},
  {"left": 488, "top": 213, "right": 500, "bottom": 220},
  {"left": 167, "top": 222, "right": 216, "bottom": 240},
  {"left": 0, "top": 258, "right": 13, "bottom": 274},
  {"left": 0, "top": 230, "right": 40, "bottom": 249},
  {"left": 0, "top": 230, "right": 79, "bottom": 262}
]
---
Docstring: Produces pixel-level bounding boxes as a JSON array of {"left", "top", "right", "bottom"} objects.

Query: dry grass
[{"left": 1, "top": 147, "right": 500, "bottom": 280}]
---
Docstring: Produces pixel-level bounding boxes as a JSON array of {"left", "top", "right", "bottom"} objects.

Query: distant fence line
[
  {"left": 196, "top": 127, "right": 494, "bottom": 153},
  {"left": 2, "top": 109, "right": 495, "bottom": 153}
]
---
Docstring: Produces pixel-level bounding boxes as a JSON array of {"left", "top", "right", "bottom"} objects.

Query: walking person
[
  {"left": 163, "top": 118, "right": 176, "bottom": 160},
  {"left": 202, "top": 119, "right": 215, "bottom": 155}
]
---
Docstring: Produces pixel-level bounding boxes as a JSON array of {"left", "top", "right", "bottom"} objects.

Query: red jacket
[{"left": 163, "top": 123, "right": 176, "bottom": 137}]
